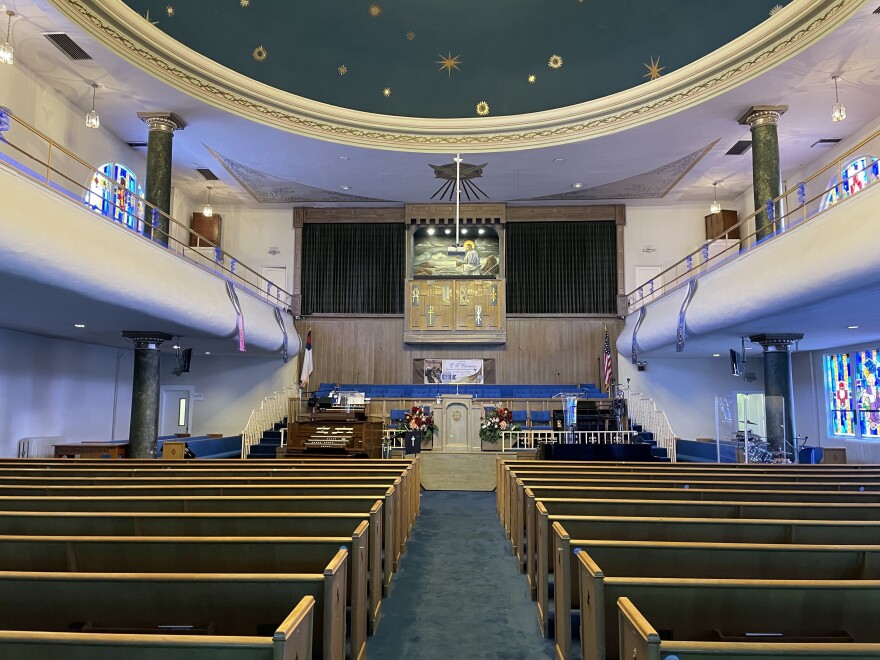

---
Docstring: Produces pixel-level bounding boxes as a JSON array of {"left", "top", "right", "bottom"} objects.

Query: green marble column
[
  {"left": 123, "top": 331, "right": 173, "bottom": 459},
  {"left": 739, "top": 106, "right": 787, "bottom": 241},
  {"left": 749, "top": 333, "right": 803, "bottom": 462},
  {"left": 137, "top": 112, "right": 185, "bottom": 246}
]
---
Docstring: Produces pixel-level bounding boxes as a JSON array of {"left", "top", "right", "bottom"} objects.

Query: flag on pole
[
  {"left": 300, "top": 328, "right": 313, "bottom": 390},
  {"left": 603, "top": 327, "right": 613, "bottom": 392}
]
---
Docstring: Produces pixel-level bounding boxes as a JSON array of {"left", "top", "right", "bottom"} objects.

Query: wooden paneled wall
[{"left": 295, "top": 316, "right": 623, "bottom": 387}]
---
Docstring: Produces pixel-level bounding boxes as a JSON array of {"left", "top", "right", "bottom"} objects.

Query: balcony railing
[
  {"left": 626, "top": 127, "right": 880, "bottom": 313},
  {"left": 0, "top": 108, "right": 293, "bottom": 308}
]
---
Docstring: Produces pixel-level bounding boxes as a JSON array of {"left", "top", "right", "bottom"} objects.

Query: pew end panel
[
  {"left": 576, "top": 550, "right": 607, "bottom": 660},
  {"left": 536, "top": 499, "right": 550, "bottom": 638},
  {"left": 368, "top": 501, "right": 383, "bottom": 633},
  {"left": 273, "top": 595, "right": 315, "bottom": 660},
  {"left": 349, "top": 521, "right": 369, "bottom": 660},
  {"left": 617, "top": 597, "right": 661, "bottom": 660},
  {"left": 552, "top": 522, "right": 574, "bottom": 660},
  {"left": 323, "top": 549, "right": 348, "bottom": 660}
]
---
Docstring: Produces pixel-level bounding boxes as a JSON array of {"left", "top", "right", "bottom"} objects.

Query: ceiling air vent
[
  {"left": 196, "top": 168, "right": 220, "bottom": 181},
  {"left": 726, "top": 140, "right": 752, "bottom": 156},
  {"left": 126, "top": 141, "right": 148, "bottom": 149},
  {"left": 811, "top": 138, "right": 842, "bottom": 148},
  {"left": 42, "top": 32, "right": 93, "bottom": 61}
]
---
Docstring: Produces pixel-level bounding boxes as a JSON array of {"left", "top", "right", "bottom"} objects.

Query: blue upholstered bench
[{"left": 156, "top": 435, "right": 242, "bottom": 459}]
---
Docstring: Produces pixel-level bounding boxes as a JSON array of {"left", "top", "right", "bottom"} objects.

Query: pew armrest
[{"left": 273, "top": 595, "right": 315, "bottom": 660}]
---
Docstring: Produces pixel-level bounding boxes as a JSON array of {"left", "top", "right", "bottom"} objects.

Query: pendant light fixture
[
  {"left": 203, "top": 186, "right": 213, "bottom": 217},
  {"left": 832, "top": 76, "right": 846, "bottom": 123},
  {"left": 0, "top": 10, "right": 15, "bottom": 66},
  {"left": 85, "top": 84, "right": 100, "bottom": 129},
  {"left": 710, "top": 182, "right": 721, "bottom": 214}
]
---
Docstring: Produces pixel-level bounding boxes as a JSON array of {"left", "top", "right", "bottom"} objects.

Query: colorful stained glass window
[
  {"left": 822, "top": 155, "right": 879, "bottom": 210},
  {"left": 824, "top": 353, "right": 854, "bottom": 437},
  {"left": 855, "top": 349, "right": 880, "bottom": 438},
  {"left": 85, "top": 163, "right": 145, "bottom": 231}
]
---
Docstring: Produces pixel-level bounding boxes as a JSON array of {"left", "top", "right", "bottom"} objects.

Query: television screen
[{"left": 730, "top": 349, "right": 741, "bottom": 377}]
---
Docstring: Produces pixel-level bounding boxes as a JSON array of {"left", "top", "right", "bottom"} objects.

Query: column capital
[
  {"left": 738, "top": 105, "right": 788, "bottom": 128},
  {"left": 748, "top": 333, "right": 804, "bottom": 351},
  {"left": 122, "top": 331, "right": 174, "bottom": 350},
  {"left": 137, "top": 112, "right": 186, "bottom": 133}
]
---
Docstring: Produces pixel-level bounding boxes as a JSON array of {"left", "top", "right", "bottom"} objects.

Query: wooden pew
[
  {"left": 530, "top": 497, "right": 880, "bottom": 640},
  {"left": 617, "top": 597, "right": 880, "bottom": 660},
  {"left": 0, "top": 495, "right": 398, "bottom": 594},
  {"left": 0, "top": 595, "right": 314, "bottom": 660},
  {"left": 575, "top": 555, "right": 880, "bottom": 660},
  {"left": 0, "top": 531, "right": 368, "bottom": 658},
  {"left": 554, "top": 532, "right": 880, "bottom": 660},
  {"left": 0, "top": 553, "right": 348, "bottom": 659},
  {"left": 0, "top": 508, "right": 385, "bottom": 628}
]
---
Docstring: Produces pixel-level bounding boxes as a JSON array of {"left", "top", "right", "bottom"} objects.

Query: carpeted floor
[{"left": 367, "top": 491, "right": 555, "bottom": 659}]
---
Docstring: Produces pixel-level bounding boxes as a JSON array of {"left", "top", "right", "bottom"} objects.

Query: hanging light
[
  {"left": 203, "top": 186, "right": 213, "bottom": 217},
  {"left": 710, "top": 181, "right": 721, "bottom": 214},
  {"left": 85, "top": 84, "right": 100, "bottom": 129},
  {"left": 0, "top": 10, "right": 15, "bottom": 66},
  {"left": 832, "top": 76, "right": 846, "bottom": 123}
]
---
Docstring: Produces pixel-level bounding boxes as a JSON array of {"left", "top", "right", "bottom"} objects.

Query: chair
[
  {"left": 530, "top": 410, "right": 552, "bottom": 430},
  {"left": 389, "top": 409, "right": 408, "bottom": 424},
  {"left": 511, "top": 410, "right": 528, "bottom": 426}
]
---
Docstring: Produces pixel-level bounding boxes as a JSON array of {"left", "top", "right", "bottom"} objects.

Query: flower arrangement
[
  {"left": 398, "top": 405, "right": 436, "bottom": 439},
  {"left": 480, "top": 405, "right": 519, "bottom": 444}
]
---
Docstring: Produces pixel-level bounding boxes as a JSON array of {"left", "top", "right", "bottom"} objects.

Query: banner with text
[{"left": 423, "top": 359, "right": 484, "bottom": 384}]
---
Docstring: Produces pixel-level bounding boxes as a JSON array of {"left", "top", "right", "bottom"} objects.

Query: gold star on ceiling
[
  {"left": 338, "top": 65, "right": 347, "bottom": 75},
  {"left": 165, "top": 5, "right": 174, "bottom": 17},
  {"left": 369, "top": 4, "right": 382, "bottom": 17},
  {"left": 643, "top": 56, "right": 664, "bottom": 80},
  {"left": 240, "top": 0, "right": 250, "bottom": 7},
  {"left": 476, "top": 101, "right": 489, "bottom": 116},
  {"left": 528, "top": 74, "right": 536, "bottom": 84},
  {"left": 769, "top": 4, "right": 783, "bottom": 15},
  {"left": 406, "top": 31, "right": 416, "bottom": 41},
  {"left": 383, "top": 87, "right": 391, "bottom": 97},
  {"left": 548, "top": 54, "right": 563, "bottom": 69},
  {"left": 252, "top": 45, "right": 267, "bottom": 62},
  {"left": 141, "top": 10, "right": 159, "bottom": 25},
  {"left": 436, "top": 52, "right": 462, "bottom": 77}
]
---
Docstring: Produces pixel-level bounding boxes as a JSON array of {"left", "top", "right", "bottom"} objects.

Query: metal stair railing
[
  {"left": 627, "top": 391, "right": 677, "bottom": 462},
  {"left": 240, "top": 385, "right": 297, "bottom": 458}
]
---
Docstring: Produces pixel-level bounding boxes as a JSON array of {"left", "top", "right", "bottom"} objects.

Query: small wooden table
[{"left": 53, "top": 442, "right": 128, "bottom": 459}]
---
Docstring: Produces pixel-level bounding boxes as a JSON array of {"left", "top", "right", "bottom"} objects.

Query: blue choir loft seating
[
  {"left": 156, "top": 434, "right": 243, "bottom": 459},
  {"left": 313, "top": 383, "right": 607, "bottom": 400}
]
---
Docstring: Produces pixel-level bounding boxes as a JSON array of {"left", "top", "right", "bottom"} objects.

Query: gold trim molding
[{"left": 50, "top": 0, "right": 861, "bottom": 153}]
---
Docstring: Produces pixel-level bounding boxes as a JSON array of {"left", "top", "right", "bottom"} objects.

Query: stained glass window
[
  {"left": 85, "top": 163, "right": 145, "bottom": 232},
  {"left": 855, "top": 349, "right": 880, "bottom": 438},
  {"left": 821, "top": 155, "right": 879, "bottom": 210},
  {"left": 824, "top": 353, "right": 854, "bottom": 437}
]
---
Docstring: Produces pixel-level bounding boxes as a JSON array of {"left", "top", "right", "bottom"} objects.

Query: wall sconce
[
  {"left": 832, "top": 76, "right": 846, "bottom": 122},
  {"left": 203, "top": 186, "right": 213, "bottom": 217},
  {"left": 710, "top": 182, "right": 721, "bottom": 214},
  {"left": 85, "top": 84, "right": 100, "bottom": 129},
  {"left": 0, "top": 10, "right": 15, "bottom": 66}
]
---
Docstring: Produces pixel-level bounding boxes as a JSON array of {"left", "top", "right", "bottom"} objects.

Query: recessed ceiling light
[
  {"left": 444, "top": 228, "right": 452, "bottom": 235},
  {"left": 572, "top": 182, "right": 583, "bottom": 189},
  {"left": 712, "top": 353, "right": 721, "bottom": 357},
  {"left": 340, "top": 185, "right": 351, "bottom": 190},
  {"left": 554, "top": 158, "right": 565, "bottom": 163},
  {"left": 426, "top": 228, "right": 435, "bottom": 235},
  {"left": 478, "top": 228, "right": 485, "bottom": 235},
  {"left": 205, "top": 351, "right": 211, "bottom": 355},
  {"left": 172, "top": 344, "right": 180, "bottom": 349},
  {"left": 338, "top": 156, "right": 349, "bottom": 161},
  {"left": 848, "top": 325, "right": 859, "bottom": 329},
  {"left": 461, "top": 228, "right": 468, "bottom": 235},
  {"left": 74, "top": 323, "right": 85, "bottom": 328}
]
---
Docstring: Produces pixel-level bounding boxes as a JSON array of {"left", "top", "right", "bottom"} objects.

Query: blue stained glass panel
[
  {"left": 824, "top": 353, "right": 854, "bottom": 436},
  {"left": 855, "top": 349, "right": 880, "bottom": 438}
]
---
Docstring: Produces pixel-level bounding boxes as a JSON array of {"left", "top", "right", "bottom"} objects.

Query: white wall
[
  {"left": 619, "top": 354, "right": 764, "bottom": 442},
  {"left": 0, "top": 328, "right": 133, "bottom": 457},
  {"left": 159, "top": 353, "right": 297, "bottom": 437}
]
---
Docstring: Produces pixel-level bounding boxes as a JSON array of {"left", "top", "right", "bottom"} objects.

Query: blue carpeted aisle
[{"left": 368, "top": 491, "right": 555, "bottom": 659}]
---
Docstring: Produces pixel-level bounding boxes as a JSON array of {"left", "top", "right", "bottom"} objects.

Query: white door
[
  {"left": 159, "top": 386, "right": 194, "bottom": 437},
  {"left": 261, "top": 266, "right": 288, "bottom": 304}
]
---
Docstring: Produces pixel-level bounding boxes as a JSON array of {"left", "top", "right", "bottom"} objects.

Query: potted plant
[
  {"left": 398, "top": 405, "right": 437, "bottom": 450},
  {"left": 480, "top": 405, "right": 519, "bottom": 451}
]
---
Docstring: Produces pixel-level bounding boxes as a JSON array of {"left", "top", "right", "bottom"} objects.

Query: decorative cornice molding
[
  {"left": 137, "top": 111, "right": 186, "bottom": 132},
  {"left": 738, "top": 105, "right": 788, "bottom": 127},
  {"left": 50, "top": 0, "right": 860, "bottom": 152},
  {"left": 303, "top": 207, "right": 405, "bottom": 223}
]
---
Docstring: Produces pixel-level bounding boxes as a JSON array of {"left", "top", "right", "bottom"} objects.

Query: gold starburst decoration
[
  {"left": 252, "top": 45, "right": 267, "bottom": 62},
  {"left": 165, "top": 5, "right": 174, "bottom": 17},
  {"left": 643, "top": 56, "right": 664, "bottom": 80},
  {"left": 476, "top": 101, "right": 490, "bottom": 116},
  {"left": 406, "top": 30, "right": 416, "bottom": 41},
  {"left": 383, "top": 87, "right": 391, "bottom": 97},
  {"left": 369, "top": 4, "right": 382, "bottom": 17},
  {"left": 240, "top": 0, "right": 250, "bottom": 6},
  {"left": 769, "top": 4, "right": 784, "bottom": 15},
  {"left": 437, "top": 52, "right": 462, "bottom": 77},
  {"left": 141, "top": 10, "right": 159, "bottom": 25},
  {"left": 338, "top": 65, "right": 347, "bottom": 75},
  {"left": 548, "top": 54, "right": 563, "bottom": 69},
  {"left": 528, "top": 74, "right": 536, "bottom": 84}
]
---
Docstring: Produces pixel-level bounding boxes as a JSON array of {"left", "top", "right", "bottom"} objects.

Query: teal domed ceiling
[{"left": 124, "top": 0, "right": 793, "bottom": 119}]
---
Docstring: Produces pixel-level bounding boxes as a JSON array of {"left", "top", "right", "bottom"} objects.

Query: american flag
[{"left": 603, "top": 328, "right": 613, "bottom": 392}]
